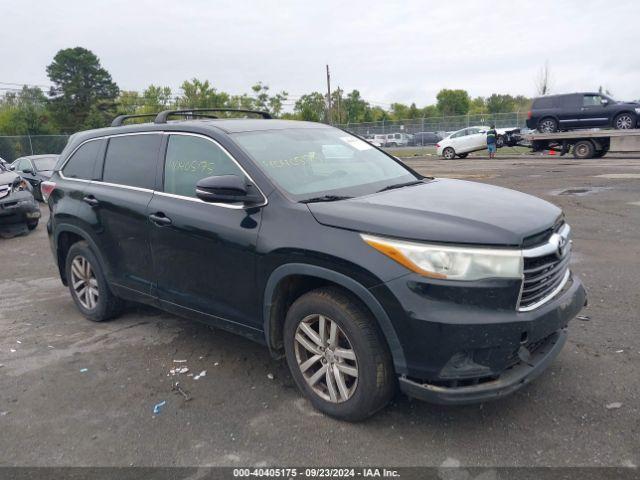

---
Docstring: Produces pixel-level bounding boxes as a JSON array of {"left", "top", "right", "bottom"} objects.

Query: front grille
[{"left": 519, "top": 225, "right": 571, "bottom": 311}]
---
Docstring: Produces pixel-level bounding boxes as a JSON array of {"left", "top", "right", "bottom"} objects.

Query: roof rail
[
  {"left": 111, "top": 113, "right": 158, "bottom": 127},
  {"left": 154, "top": 108, "right": 272, "bottom": 124}
]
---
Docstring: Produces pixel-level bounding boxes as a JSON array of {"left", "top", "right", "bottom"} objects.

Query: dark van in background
[{"left": 527, "top": 92, "right": 640, "bottom": 133}]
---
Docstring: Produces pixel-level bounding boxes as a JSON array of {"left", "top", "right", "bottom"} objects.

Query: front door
[
  {"left": 148, "top": 133, "right": 263, "bottom": 330},
  {"left": 579, "top": 94, "right": 610, "bottom": 127}
]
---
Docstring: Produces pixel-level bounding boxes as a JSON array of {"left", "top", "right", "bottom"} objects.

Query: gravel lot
[{"left": 0, "top": 154, "right": 638, "bottom": 468}]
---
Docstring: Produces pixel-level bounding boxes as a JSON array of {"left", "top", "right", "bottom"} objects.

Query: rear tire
[
  {"left": 538, "top": 117, "right": 558, "bottom": 133},
  {"left": 65, "top": 241, "right": 124, "bottom": 322},
  {"left": 443, "top": 147, "right": 456, "bottom": 160},
  {"left": 613, "top": 112, "right": 635, "bottom": 130},
  {"left": 283, "top": 287, "right": 395, "bottom": 422},
  {"left": 573, "top": 140, "right": 595, "bottom": 159}
]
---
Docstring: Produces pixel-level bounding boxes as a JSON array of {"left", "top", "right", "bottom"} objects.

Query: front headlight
[
  {"left": 635, "top": 107, "right": 640, "bottom": 114},
  {"left": 361, "top": 234, "right": 523, "bottom": 281}
]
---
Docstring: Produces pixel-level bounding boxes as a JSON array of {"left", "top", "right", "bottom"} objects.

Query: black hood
[{"left": 307, "top": 179, "right": 562, "bottom": 246}]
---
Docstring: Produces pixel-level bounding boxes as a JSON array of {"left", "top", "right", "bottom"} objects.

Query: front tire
[
  {"left": 442, "top": 147, "right": 456, "bottom": 160},
  {"left": 27, "top": 221, "right": 38, "bottom": 231},
  {"left": 283, "top": 287, "right": 394, "bottom": 422},
  {"left": 613, "top": 112, "right": 635, "bottom": 130},
  {"left": 65, "top": 241, "right": 123, "bottom": 322}
]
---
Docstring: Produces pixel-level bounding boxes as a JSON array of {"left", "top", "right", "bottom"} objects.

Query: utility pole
[{"left": 326, "top": 64, "right": 332, "bottom": 125}]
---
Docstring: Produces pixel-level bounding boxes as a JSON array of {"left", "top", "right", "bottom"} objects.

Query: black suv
[
  {"left": 44, "top": 109, "right": 587, "bottom": 421},
  {"left": 527, "top": 92, "right": 640, "bottom": 132}
]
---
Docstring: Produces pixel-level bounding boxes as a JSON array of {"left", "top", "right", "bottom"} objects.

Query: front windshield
[
  {"left": 232, "top": 127, "right": 418, "bottom": 200},
  {"left": 33, "top": 156, "right": 57, "bottom": 171}
]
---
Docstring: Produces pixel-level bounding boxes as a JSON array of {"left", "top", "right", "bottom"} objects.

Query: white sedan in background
[{"left": 436, "top": 126, "right": 515, "bottom": 159}]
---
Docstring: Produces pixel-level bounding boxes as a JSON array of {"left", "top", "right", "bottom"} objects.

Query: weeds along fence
[
  {"left": 0, "top": 135, "right": 70, "bottom": 162},
  {"left": 336, "top": 112, "right": 527, "bottom": 137}
]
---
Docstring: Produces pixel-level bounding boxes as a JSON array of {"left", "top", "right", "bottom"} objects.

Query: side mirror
[
  {"left": 195, "top": 174, "right": 261, "bottom": 204},
  {"left": 9, "top": 165, "right": 15, "bottom": 171},
  {"left": 601, "top": 98, "right": 609, "bottom": 105},
  {"left": 23, "top": 168, "right": 34, "bottom": 175}
]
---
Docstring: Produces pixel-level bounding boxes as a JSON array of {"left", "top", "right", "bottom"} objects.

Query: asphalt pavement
[{"left": 0, "top": 154, "right": 638, "bottom": 467}]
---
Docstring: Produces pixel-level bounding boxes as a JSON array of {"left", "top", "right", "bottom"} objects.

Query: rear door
[
  {"left": 557, "top": 94, "right": 582, "bottom": 129},
  {"left": 148, "top": 132, "right": 264, "bottom": 329},
  {"left": 579, "top": 94, "right": 610, "bottom": 127},
  {"left": 81, "top": 133, "right": 162, "bottom": 300}
]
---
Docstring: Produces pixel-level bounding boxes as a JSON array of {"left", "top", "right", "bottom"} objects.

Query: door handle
[
  {"left": 83, "top": 195, "right": 99, "bottom": 206},
  {"left": 149, "top": 212, "right": 172, "bottom": 226}
]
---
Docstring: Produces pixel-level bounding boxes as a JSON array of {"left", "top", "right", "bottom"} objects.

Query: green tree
[
  {"left": 486, "top": 94, "right": 516, "bottom": 113},
  {"left": 46, "top": 47, "right": 119, "bottom": 132},
  {"left": 294, "top": 92, "right": 326, "bottom": 122},
  {"left": 468, "top": 96, "right": 486, "bottom": 114},
  {"left": 0, "top": 86, "right": 54, "bottom": 135},
  {"left": 251, "top": 82, "right": 288, "bottom": 116},
  {"left": 343, "top": 90, "right": 369, "bottom": 123},
  {"left": 177, "top": 79, "right": 230, "bottom": 109},
  {"left": 436, "top": 89, "right": 470, "bottom": 116}
]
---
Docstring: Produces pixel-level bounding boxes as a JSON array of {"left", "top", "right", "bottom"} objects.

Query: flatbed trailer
[{"left": 512, "top": 129, "right": 640, "bottom": 159}]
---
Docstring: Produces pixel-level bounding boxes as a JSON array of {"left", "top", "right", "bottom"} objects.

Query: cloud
[{"left": 2, "top": 0, "right": 639, "bottom": 104}]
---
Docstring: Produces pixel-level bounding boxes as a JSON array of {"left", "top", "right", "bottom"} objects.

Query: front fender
[{"left": 263, "top": 263, "right": 408, "bottom": 374}]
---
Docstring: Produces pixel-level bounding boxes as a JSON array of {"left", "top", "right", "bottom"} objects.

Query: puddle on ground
[
  {"left": 596, "top": 173, "right": 640, "bottom": 179},
  {"left": 550, "top": 186, "right": 612, "bottom": 196}
]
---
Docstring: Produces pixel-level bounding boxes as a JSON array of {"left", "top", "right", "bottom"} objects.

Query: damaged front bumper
[{"left": 0, "top": 189, "right": 40, "bottom": 233}]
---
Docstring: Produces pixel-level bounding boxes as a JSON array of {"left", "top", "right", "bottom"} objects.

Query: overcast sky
[{"left": 2, "top": 0, "right": 639, "bottom": 107}]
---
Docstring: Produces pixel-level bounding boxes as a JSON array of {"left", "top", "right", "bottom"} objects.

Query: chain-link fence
[
  {"left": 0, "top": 135, "right": 70, "bottom": 162},
  {"left": 336, "top": 112, "right": 527, "bottom": 137}
]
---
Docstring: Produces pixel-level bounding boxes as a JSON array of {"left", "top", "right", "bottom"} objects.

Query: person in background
[{"left": 486, "top": 124, "right": 498, "bottom": 159}]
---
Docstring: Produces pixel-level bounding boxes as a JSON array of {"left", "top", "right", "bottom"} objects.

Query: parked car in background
[
  {"left": 0, "top": 161, "right": 40, "bottom": 235},
  {"left": 385, "top": 132, "right": 411, "bottom": 147},
  {"left": 45, "top": 109, "right": 585, "bottom": 420},
  {"left": 10, "top": 154, "right": 58, "bottom": 201},
  {"left": 436, "top": 126, "right": 516, "bottom": 159},
  {"left": 371, "top": 134, "right": 386, "bottom": 147},
  {"left": 527, "top": 93, "right": 640, "bottom": 133},
  {"left": 409, "top": 132, "right": 442, "bottom": 146}
]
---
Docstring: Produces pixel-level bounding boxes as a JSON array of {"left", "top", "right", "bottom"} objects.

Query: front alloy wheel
[
  {"left": 70, "top": 255, "right": 99, "bottom": 310},
  {"left": 294, "top": 314, "right": 358, "bottom": 403},
  {"left": 614, "top": 113, "right": 634, "bottom": 129}
]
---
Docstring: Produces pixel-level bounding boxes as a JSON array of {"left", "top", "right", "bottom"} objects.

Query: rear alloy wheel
[
  {"left": 538, "top": 118, "right": 558, "bottom": 133},
  {"left": 573, "top": 140, "right": 595, "bottom": 159},
  {"left": 65, "top": 241, "right": 123, "bottom": 321},
  {"left": 443, "top": 147, "right": 456, "bottom": 160},
  {"left": 284, "top": 287, "right": 394, "bottom": 421},
  {"left": 613, "top": 112, "right": 635, "bottom": 130}
]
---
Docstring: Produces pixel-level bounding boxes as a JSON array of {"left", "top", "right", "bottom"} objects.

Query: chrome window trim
[
  {"left": 57, "top": 130, "right": 268, "bottom": 209},
  {"left": 518, "top": 269, "right": 571, "bottom": 313}
]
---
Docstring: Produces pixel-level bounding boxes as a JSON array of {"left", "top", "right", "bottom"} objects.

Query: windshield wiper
[
  {"left": 377, "top": 180, "right": 423, "bottom": 193},
  {"left": 300, "top": 195, "right": 353, "bottom": 204}
]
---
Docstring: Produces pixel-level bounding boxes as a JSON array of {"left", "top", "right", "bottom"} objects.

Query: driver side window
[
  {"left": 582, "top": 95, "right": 602, "bottom": 107},
  {"left": 163, "top": 134, "right": 244, "bottom": 198}
]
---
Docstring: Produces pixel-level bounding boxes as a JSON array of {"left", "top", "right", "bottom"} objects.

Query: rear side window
[
  {"left": 534, "top": 97, "right": 554, "bottom": 109},
  {"left": 103, "top": 134, "right": 161, "bottom": 190},
  {"left": 62, "top": 140, "right": 103, "bottom": 180},
  {"left": 163, "top": 134, "right": 244, "bottom": 198}
]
